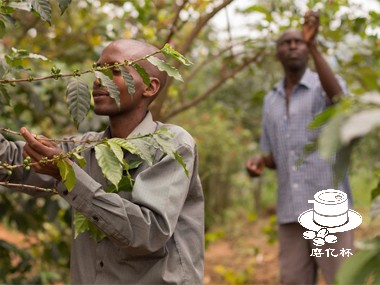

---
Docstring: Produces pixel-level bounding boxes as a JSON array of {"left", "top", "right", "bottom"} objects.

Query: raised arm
[{"left": 303, "top": 10, "right": 343, "bottom": 101}]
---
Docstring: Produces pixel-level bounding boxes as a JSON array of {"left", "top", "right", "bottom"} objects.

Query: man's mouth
[{"left": 92, "top": 90, "right": 109, "bottom": 98}]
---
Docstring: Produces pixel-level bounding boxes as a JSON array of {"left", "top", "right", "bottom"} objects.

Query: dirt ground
[
  {"left": 1, "top": 207, "right": 378, "bottom": 285},
  {"left": 204, "top": 207, "right": 379, "bottom": 285},
  {"left": 204, "top": 216, "right": 280, "bottom": 285}
]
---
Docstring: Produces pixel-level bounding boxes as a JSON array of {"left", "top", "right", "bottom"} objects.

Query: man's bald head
[
  {"left": 276, "top": 28, "right": 303, "bottom": 48},
  {"left": 103, "top": 39, "right": 167, "bottom": 92}
]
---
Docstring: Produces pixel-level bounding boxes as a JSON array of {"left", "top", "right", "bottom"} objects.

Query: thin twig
[
  {"left": 0, "top": 50, "right": 162, "bottom": 84},
  {"left": 0, "top": 181, "right": 58, "bottom": 194},
  {"left": 0, "top": 128, "right": 102, "bottom": 143}
]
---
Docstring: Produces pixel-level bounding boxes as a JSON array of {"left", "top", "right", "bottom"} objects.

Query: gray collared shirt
[
  {"left": 260, "top": 69, "right": 352, "bottom": 224},
  {"left": 0, "top": 112, "right": 204, "bottom": 284}
]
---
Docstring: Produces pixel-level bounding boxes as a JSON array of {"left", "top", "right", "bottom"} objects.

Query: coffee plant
[{"left": 0, "top": 2, "right": 194, "bottom": 276}]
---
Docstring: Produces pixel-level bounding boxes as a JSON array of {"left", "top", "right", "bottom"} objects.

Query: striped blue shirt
[{"left": 260, "top": 68, "right": 352, "bottom": 224}]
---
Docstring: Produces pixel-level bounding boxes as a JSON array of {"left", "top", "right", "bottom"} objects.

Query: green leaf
[
  {"left": 73, "top": 211, "right": 90, "bottom": 239},
  {"left": 0, "top": 14, "right": 16, "bottom": 28},
  {"left": 147, "top": 56, "right": 183, "bottom": 82},
  {"left": 66, "top": 77, "right": 91, "bottom": 127},
  {"left": 174, "top": 151, "right": 188, "bottom": 177},
  {"left": 73, "top": 212, "right": 106, "bottom": 242},
  {"left": 340, "top": 109, "right": 380, "bottom": 144},
  {"left": 9, "top": 48, "right": 48, "bottom": 60},
  {"left": 308, "top": 105, "right": 336, "bottom": 129},
  {"left": 106, "top": 175, "right": 133, "bottom": 193},
  {"left": 88, "top": 222, "right": 106, "bottom": 242},
  {"left": 0, "top": 20, "right": 6, "bottom": 38},
  {"left": 370, "top": 196, "right": 380, "bottom": 220},
  {"left": 57, "top": 160, "right": 76, "bottom": 192},
  {"left": 128, "top": 159, "right": 143, "bottom": 170},
  {"left": 335, "top": 248, "right": 380, "bottom": 285},
  {"left": 318, "top": 113, "right": 346, "bottom": 160},
  {"left": 0, "top": 84, "right": 10, "bottom": 105},
  {"left": 57, "top": 0, "right": 72, "bottom": 15},
  {"left": 107, "top": 141, "right": 124, "bottom": 163},
  {"left": 31, "top": 0, "right": 52, "bottom": 24},
  {"left": 152, "top": 129, "right": 190, "bottom": 176},
  {"left": 72, "top": 152, "right": 86, "bottom": 168},
  {"left": 109, "top": 137, "right": 155, "bottom": 166},
  {"left": 161, "top": 43, "right": 193, "bottom": 66},
  {"left": 131, "top": 63, "right": 150, "bottom": 87},
  {"left": 94, "top": 71, "right": 120, "bottom": 108},
  {"left": 152, "top": 129, "right": 176, "bottom": 159},
  {"left": 120, "top": 66, "right": 135, "bottom": 97},
  {"left": 7, "top": 2, "right": 32, "bottom": 11},
  {"left": 295, "top": 141, "right": 317, "bottom": 168},
  {"left": 4, "top": 48, "right": 48, "bottom": 69},
  {"left": 333, "top": 142, "right": 355, "bottom": 187},
  {"left": 95, "top": 144, "right": 122, "bottom": 188}
]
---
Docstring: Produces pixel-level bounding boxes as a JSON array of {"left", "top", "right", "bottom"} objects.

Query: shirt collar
[
  {"left": 127, "top": 111, "right": 158, "bottom": 138},
  {"left": 101, "top": 111, "right": 158, "bottom": 139},
  {"left": 298, "top": 68, "right": 314, "bottom": 89},
  {"left": 274, "top": 68, "right": 314, "bottom": 94}
]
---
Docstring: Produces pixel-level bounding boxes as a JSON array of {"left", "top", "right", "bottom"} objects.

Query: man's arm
[
  {"left": 22, "top": 127, "right": 200, "bottom": 252},
  {"left": 303, "top": 10, "right": 344, "bottom": 101}
]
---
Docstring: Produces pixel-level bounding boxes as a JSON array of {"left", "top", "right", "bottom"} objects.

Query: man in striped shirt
[{"left": 246, "top": 11, "right": 353, "bottom": 285}]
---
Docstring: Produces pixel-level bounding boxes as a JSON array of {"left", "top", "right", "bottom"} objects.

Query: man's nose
[
  {"left": 93, "top": 77, "right": 101, "bottom": 87},
  {"left": 289, "top": 40, "right": 298, "bottom": 49}
]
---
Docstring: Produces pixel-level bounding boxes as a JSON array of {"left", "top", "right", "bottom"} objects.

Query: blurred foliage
[
  {"left": 173, "top": 104, "right": 253, "bottom": 229},
  {"left": 0, "top": 0, "right": 379, "bottom": 283}
]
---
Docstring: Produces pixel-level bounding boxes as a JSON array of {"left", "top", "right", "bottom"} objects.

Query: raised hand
[{"left": 302, "top": 10, "right": 320, "bottom": 44}]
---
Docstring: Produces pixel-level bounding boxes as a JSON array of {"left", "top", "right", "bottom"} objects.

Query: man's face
[
  {"left": 92, "top": 43, "right": 145, "bottom": 117},
  {"left": 276, "top": 29, "right": 309, "bottom": 72}
]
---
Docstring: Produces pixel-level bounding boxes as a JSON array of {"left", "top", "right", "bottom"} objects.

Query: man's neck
[
  {"left": 108, "top": 109, "right": 147, "bottom": 138},
  {"left": 284, "top": 68, "right": 306, "bottom": 90}
]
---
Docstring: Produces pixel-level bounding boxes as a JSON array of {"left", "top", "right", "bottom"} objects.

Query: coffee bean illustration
[
  {"left": 303, "top": 230, "right": 316, "bottom": 239},
  {"left": 313, "top": 237, "right": 325, "bottom": 247},
  {"left": 325, "top": 234, "right": 338, "bottom": 244},
  {"left": 316, "top": 228, "right": 329, "bottom": 238}
]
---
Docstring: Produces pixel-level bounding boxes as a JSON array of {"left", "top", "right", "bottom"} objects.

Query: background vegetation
[{"left": 0, "top": 0, "right": 379, "bottom": 283}]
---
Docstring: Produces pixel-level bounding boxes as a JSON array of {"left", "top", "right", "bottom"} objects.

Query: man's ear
[{"left": 142, "top": 77, "right": 160, "bottom": 98}]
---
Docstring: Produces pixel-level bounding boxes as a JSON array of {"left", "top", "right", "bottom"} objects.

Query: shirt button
[
  {"left": 62, "top": 190, "right": 69, "bottom": 196},
  {"left": 292, "top": 166, "right": 297, "bottom": 171},
  {"left": 92, "top": 216, "right": 99, "bottom": 222},
  {"left": 99, "top": 261, "right": 104, "bottom": 268},
  {"left": 293, "top": 183, "right": 299, "bottom": 189}
]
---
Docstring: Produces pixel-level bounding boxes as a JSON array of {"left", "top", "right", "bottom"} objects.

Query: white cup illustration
[{"left": 308, "top": 189, "right": 349, "bottom": 228}]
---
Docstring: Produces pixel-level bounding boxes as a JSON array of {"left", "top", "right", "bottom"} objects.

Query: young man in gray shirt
[{"left": 0, "top": 39, "right": 204, "bottom": 284}]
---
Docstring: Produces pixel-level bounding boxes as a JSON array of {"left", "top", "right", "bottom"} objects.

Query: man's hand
[
  {"left": 303, "top": 10, "right": 320, "bottom": 44},
  {"left": 21, "top": 127, "right": 63, "bottom": 180},
  {"left": 245, "top": 156, "right": 265, "bottom": 177}
]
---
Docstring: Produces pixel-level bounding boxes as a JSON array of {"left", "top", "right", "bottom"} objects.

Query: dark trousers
[{"left": 279, "top": 223, "right": 354, "bottom": 285}]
